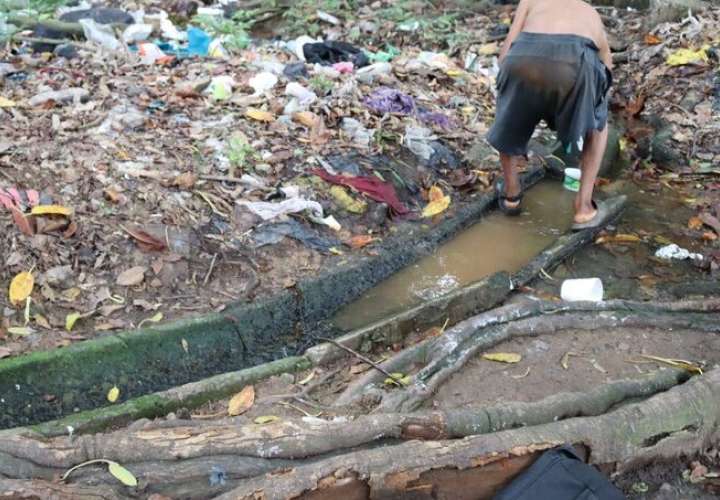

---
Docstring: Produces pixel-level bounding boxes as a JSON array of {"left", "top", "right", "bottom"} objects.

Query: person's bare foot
[
  {"left": 502, "top": 176, "right": 522, "bottom": 209},
  {"left": 573, "top": 200, "right": 597, "bottom": 224}
]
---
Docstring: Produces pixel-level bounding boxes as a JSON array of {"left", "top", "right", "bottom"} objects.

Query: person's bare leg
[
  {"left": 500, "top": 153, "right": 522, "bottom": 208},
  {"left": 574, "top": 126, "right": 608, "bottom": 223}
]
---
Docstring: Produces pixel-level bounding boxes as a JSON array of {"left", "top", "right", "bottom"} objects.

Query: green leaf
[
  {"left": 7, "top": 326, "right": 33, "bottom": 336},
  {"left": 108, "top": 461, "right": 138, "bottom": 487},
  {"left": 65, "top": 312, "right": 81, "bottom": 332},
  {"left": 254, "top": 415, "right": 279, "bottom": 425}
]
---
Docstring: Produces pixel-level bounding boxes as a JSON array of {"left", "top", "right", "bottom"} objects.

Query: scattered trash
[
  {"left": 341, "top": 118, "right": 373, "bottom": 148},
  {"left": 79, "top": 18, "right": 121, "bottom": 51},
  {"left": 355, "top": 62, "right": 392, "bottom": 84},
  {"left": 252, "top": 219, "right": 341, "bottom": 253},
  {"left": 560, "top": 278, "right": 604, "bottom": 302},
  {"left": 122, "top": 24, "right": 153, "bottom": 44},
  {"left": 29, "top": 88, "right": 89, "bottom": 107},
  {"left": 563, "top": 168, "right": 581, "bottom": 192},
  {"left": 404, "top": 126, "right": 436, "bottom": 161},
  {"left": 313, "top": 169, "right": 409, "bottom": 215},
  {"left": 237, "top": 197, "right": 324, "bottom": 221},
  {"left": 365, "top": 87, "right": 415, "bottom": 115},
  {"left": 303, "top": 41, "right": 369, "bottom": 68},
  {"left": 655, "top": 244, "right": 704, "bottom": 261},
  {"left": 207, "top": 76, "right": 235, "bottom": 101},
  {"left": 284, "top": 82, "right": 317, "bottom": 114},
  {"left": 249, "top": 72, "right": 278, "bottom": 95}
]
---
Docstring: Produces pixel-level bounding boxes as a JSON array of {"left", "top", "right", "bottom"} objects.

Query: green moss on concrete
[
  {"left": 0, "top": 168, "right": 545, "bottom": 429},
  {"left": 27, "top": 356, "right": 311, "bottom": 437}
]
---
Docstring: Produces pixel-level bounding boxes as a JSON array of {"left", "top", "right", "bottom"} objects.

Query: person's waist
[{"left": 515, "top": 31, "right": 599, "bottom": 51}]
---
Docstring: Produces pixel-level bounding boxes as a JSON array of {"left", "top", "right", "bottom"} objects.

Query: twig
[
  {"left": 199, "top": 175, "right": 250, "bottom": 184},
  {"left": 277, "top": 401, "right": 321, "bottom": 418},
  {"left": 203, "top": 253, "right": 218, "bottom": 286},
  {"left": 313, "top": 336, "right": 404, "bottom": 387},
  {"left": 193, "top": 190, "right": 230, "bottom": 218}
]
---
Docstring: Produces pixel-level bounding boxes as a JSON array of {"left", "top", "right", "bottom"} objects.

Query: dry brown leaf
[
  {"left": 688, "top": 216, "right": 704, "bottom": 230},
  {"left": 644, "top": 33, "right": 662, "bottom": 45},
  {"left": 116, "top": 266, "right": 147, "bottom": 287},
  {"left": 228, "top": 385, "right": 255, "bottom": 416},
  {"left": 172, "top": 172, "right": 197, "bottom": 190},
  {"left": 292, "top": 111, "right": 318, "bottom": 128},
  {"left": 699, "top": 213, "right": 720, "bottom": 236},
  {"left": 348, "top": 235, "right": 376, "bottom": 249},
  {"left": 124, "top": 228, "right": 167, "bottom": 252},
  {"left": 10, "top": 207, "right": 34, "bottom": 236}
]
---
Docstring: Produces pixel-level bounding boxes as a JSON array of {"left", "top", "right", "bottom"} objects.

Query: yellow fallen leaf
[
  {"left": 254, "top": 415, "right": 279, "bottom": 425},
  {"left": 245, "top": 108, "right": 275, "bottom": 122},
  {"left": 666, "top": 46, "right": 709, "bottom": 66},
  {"left": 107, "top": 385, "right": 120, "bottom": 403},
  {"left": 30, "top": 205, "right": 73, "bottom": 216},
  {"left": 422, "top": 186, "right": 451, "bottom": 218},
  {"left": 228, "top": 385, "right": 255, "bottom": 416},
  {"left": 478, "top": 42, "right": 499, "bottom": 55},
  {"left": 34, "top": 314, "right": 51, "bottom": 329},
  {"left": 329, "top": 247, "right": 344, "bottom": 255},
  {"left": 446, "top": 69, "right": 464, "bottom": 77},
  {"left": 292, "top": 111, "right": 318, "bottom": 128},
  {"left": 108, "top": 461, "right": 137, "bottom": 486},
  {"left": 9, "top": 271, "right": 34, "bottom": 306},
  {"left": 383, "top": 372, "right": 411, "bottom": 386},
  {"left": 483, "top": 352, "right": 522, "bottom": 364},
  {"left": 138, "top": 312, "right": 163, "bottom": 328},
  {"left": 0, "top": 97, "right": 16, "bottom": 107},
  {"left": 638, "top": 354, "right": 703, "bottom": 375},
  {"left": 7, "top": 326, "right": 33, "bottom": 336},
  {"left": 595, "top": 233, "right": 641, "bottom": 245},
  {"left": 65, "top": 312, "right": 81, "bottom": 332},
  {"left": 298, "top": 370, "right": 316, "bottom": 385}
]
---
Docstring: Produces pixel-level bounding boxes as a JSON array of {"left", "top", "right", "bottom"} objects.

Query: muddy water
[{"left": 334, "top": 181, "right": 577, "bottom": 330}]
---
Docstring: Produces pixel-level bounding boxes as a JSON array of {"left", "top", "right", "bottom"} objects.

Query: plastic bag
[
  {"left": 342, "top": 118, "right": 373, "bottom": 148},
  {"left": 404, "top": 126, "right": 437, "bottom": 161},
  {"left": 122, "top": 24, "right": 153, "bottom": 44},
  {"left": 79, "top": 18, "right": 120, "bottom": 51},
  {"left": 249, "top": 72, "right": 278, "bottom": 94}
]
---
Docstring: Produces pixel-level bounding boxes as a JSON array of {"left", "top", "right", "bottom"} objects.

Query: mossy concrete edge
[
  {"left": 0, "top": 167, "right": 545, "bottom": 430},
  {"left": 20, "top": 356, "right": 311, "bottom": 438}
]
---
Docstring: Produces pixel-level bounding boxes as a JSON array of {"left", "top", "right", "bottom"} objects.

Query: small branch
[{"left": 313, "top": 336, "right": 404, "bottom": 387}]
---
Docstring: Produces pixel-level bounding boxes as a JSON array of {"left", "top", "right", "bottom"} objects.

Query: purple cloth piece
[
  {"left": 417, "top": 109, "right": 453, "bottom": 129},
  {"left": 364, "top": 87, "right": 415, "bottom": 115}
]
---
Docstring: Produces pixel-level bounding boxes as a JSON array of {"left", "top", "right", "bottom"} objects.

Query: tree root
[
  {"left": 0, "top": 368, "right": 692, "bottom": 498},
  {"left": 217, "top": 367, "right": 720, "bottom": 499},
  {"left": 336, "top": 298, "right": 720, "bottom": 410}
]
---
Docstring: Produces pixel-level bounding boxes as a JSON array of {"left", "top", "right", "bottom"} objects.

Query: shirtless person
[{"left": 487, "top": 0, "right": 613, "bottom": 229}]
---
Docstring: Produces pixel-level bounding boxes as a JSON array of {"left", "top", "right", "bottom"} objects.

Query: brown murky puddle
[{"left": 334, "top": 181, "right": 576, "bottom": 330}]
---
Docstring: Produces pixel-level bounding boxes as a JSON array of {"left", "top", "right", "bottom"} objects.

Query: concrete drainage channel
[
  {"left": 2, "top": 181, "right": 627, "bottom": 436},
  {"left": 1, "top": 167, "right": 551, "bottom": 430}
]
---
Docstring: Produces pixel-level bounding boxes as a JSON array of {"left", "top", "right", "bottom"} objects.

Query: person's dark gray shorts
[{"left": 487, "top": 32, "right": 612, "bottom": 157}]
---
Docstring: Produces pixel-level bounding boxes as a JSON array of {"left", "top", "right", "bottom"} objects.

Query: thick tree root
[
  {"left": 336, "top": 298, "right": 720, "bottom": 409},
  {"left": 0, "top": 368, "right": 689, "bottom": 498}
]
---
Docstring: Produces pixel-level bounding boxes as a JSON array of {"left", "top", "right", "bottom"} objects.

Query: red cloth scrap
[{"left": 312, "top": 169, "right": 409, "bottom": 215}]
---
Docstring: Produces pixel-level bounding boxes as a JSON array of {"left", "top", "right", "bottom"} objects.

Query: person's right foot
[{"left": 573, "top": 201, "right": 598, "bottom": 224}]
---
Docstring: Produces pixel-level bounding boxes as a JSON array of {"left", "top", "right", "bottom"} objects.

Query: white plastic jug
[{"left": 560, "top": 278, "right": 604, "bottom": 302}]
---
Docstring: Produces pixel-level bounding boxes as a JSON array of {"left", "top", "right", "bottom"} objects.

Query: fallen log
[
  {"left": 336, "top": 298, "right": 720, "bottom": 408},
  {"left": 0, "top": 368, "right": 691, "bottom": 498},
  {"left": 219, "top": 367, "right": 720, "bottom": 499}
]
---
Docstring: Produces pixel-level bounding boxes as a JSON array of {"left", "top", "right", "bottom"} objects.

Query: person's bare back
[{"left": 500, "top": 0, "right": 612, "bottom": 69}]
